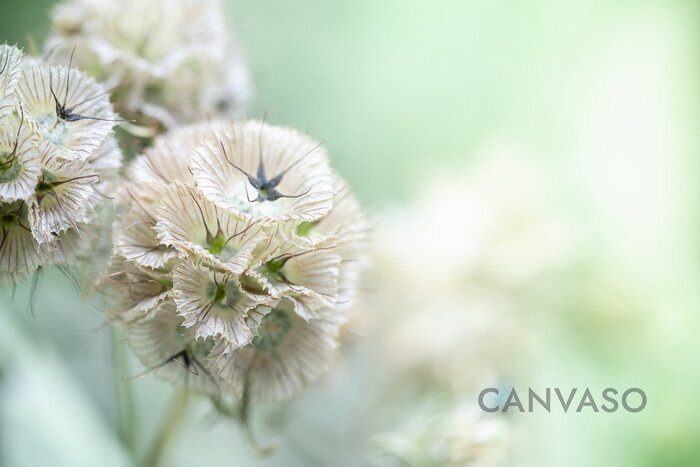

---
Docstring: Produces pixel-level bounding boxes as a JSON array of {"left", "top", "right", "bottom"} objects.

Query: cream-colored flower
[
  {"left": 88, "top": 136, "right": 122, "bottom": 192},
  {"left": 16, "top": 61, "right": 118, "bottom": 160},
  {"left": 213, "top": 298, "right": 343, "bottom": 402},
  {"left": 128, "top": 121, "right": 224, "bottom": 185},
  {"left": 127, "top": 302, "right": 224, "bottom": 395},
  {"left": 113, "top": 181, "right": 178, "bottom": 269},
  {"left": 0, "top": 110, "right": 41, "bottom": 202},
  {"left": 171, "top": 257, "right": 274, "bottom": 348},
  {"left": 28, "top": 144, "right": 101, "bottom": 243},
  {"left": 156, "top": 183, "right": 267, "bottom": 275},
  {"left": 49, "top": 205, "right": 115, "bottom": 297},
  {"left": 294, "top": 175, "right": 369, "bottom": 305},
  {"left": 372, "top": 397, "right": 507, "bottom": 467},
  {"left": 0, "top": 45, "right": 23, "bottom": 118},
  {"left": 251, "top": 236, "right": 342, "bottom": 320},
  {"left": 377, "top": 153, "right": 578, "bottom": 297},
  {"left": 103, "top": 256, "right": 172, "bottom": 323},
  {"left": 190, "top": 120, "right": 334, "bottom": 224},
  {"left": 294, "top": 176, "right": 367, "bottom": 245},
  {"left": 0, "top": 201, "right": 48, "bottom": 277},
  {"left": 140, "top": 48, "right": 248, "bottom": 128},
  {"left": 45, "top": 0, "right": 249, "bottom": 127}
]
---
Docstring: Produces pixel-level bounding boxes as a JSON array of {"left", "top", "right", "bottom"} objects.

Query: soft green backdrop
[{"left": 1, "top": 1, "right": 700, "bottom": 466}]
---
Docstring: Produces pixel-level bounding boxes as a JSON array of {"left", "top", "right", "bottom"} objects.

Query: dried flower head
[
  {"left": 105, "top": 119, "right": 366, "bottom": 405},
  {"left": 0, "top": 44, "right": 122, "bottom": 284},
  {"left": 45, "top": 0, "right": 250, "bottom": 128}
]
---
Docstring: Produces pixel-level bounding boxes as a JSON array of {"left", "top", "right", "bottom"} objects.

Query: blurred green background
[{"left": 2, "top": 0, "right": 700, "bottom": 466}]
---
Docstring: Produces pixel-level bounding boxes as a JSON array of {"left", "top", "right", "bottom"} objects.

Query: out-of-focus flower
[
  {"left": 105, "top": 119, "right": 366, "bottom": 405},
  {"left": 45, "top": 0, "right": 250, "bottom": 129},
  {"left": 371, "top": 397, "right": 507, "bottom": 467},
  {"left": 0, "top": 44, "right": 121, "bottom": 284},
  {"left": 375, "top": 149, "right": 580, "bottom": 390},
  {"left": 369, "top": 147, "right": 581, "bottom": 464}
]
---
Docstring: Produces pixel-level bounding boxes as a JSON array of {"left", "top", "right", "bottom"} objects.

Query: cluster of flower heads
[
  {"left": 104, "top": 119, "right": 366, "bottom": 402},
  {"left": 0, "top": 44, "right": 121, "bottom": 285},
  {"left": 45, "top": 0, "right": 249, "bottom": 129}
]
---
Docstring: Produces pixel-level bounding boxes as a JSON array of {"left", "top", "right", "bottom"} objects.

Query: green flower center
[
  {"left": 0, "top": 213, "right": 17, "bottom": 226},
  {"left": 207, "top": 280, "right": 243, "bottom": 308},
  {"left": 252, "top": 307, "right": 293, "bottom": 351},
  {"left": 0, "top": 150, "right": 21, "bottom": 182},
  {"left": 186, "top": 336, "right": 215, "bottom": 359},
  {"left": 34, "top": 171, "right": 58, "bottom": 203},
  {"left": 265, "top": 258, "right": 285, "bottom": 283},
  {"left": 296, "top": 221, "right": 317, "bottom": 237},
  {"left": 207, "top": 230, "right": 226, "bottom": 255}
]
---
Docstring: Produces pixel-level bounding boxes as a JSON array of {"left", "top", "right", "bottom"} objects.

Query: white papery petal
[
  {"left": 171, "top": 257, "right": 274, "bottom": 348},
  {"left": 252, "top": 236, "right": 342, "bottom": 319},
  {"left": 0, "top": 113, "right": 41, "bottom": 202},
  {"left": 113, "top": 182, "right": 178, "bottom": 269},
  {"left": 16, "top": 63, "right": 117, "bottom": 159},
  {"left": 45, "top": 0, "right": 248, "bottom": 125},
  {"left": 28, "top": 146, "right": 100, "bottom": 243},
  {"left": 0, "top": 45, "right": 23, "bottom": 118},
  {"left": 127, "top": 302, "right": 224, "bottom": 395},
  {"left": 103, "top": 257, "right": 172, "bottom": 323},
  {"left": 156, "top": 183, "right": 267, "bottom": 275},
  {"left": 0, "top": 203, "right": 48, "bottom": 274},
  {"left": 88, "top": 136, "right": 122, "bottom": 191},
  {"left": 295, "top": 175, "right": 368, "bottom": 251},
  {"left": 128, "top": 121, "right": 225, "bottom": 185},
  {"left": 190, "top": 120, "right": 334, "bottom": 225},
  {"left": 213, "top": 298, "right": 343, "bottom": 402}
]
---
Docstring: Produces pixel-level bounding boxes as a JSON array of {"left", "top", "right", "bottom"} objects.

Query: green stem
[
  {"left": 111, "top": 328, "right": 137, "bottom": 459},
  {"left": 144, "top": 389, "right": 188, "bottom": 467}
]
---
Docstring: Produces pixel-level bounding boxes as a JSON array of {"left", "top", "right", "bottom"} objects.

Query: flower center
[
  {"left": 38, "top": 114, "right": 66, "bottom": 145},
  {"left": 264, "top": 258, "right": 285, "bottom": 283},
  {"left": 0, "top": 149, "right": 21, "bottom": 182},
  {"left": 252, "top": 307, "right": 293, "bottom": 351},
  {"left": 206, "top": 230, "right": 226, "bottom": 255},
  {"left": 208, "top": 280, "right": 243, "bottom": 309},
  {"left": 0, "top": 213, "right": 17, "bottom": 226}
]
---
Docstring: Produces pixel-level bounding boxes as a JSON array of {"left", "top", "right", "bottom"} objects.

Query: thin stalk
[
  {"left": 144, "top": 389, "right": 188, "bottom": 467},
  {"left": 111, "top": 328, "right": 137, "bottom": 459}
]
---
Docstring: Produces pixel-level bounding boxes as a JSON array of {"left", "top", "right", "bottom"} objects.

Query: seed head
[
  {"left": 106, "top": 119, "right": 367, "bottom": 403},
  {"left": 45, "top": 0, "right": 250, "bottom": 128},
  {"left": 0, "top": 44, "right": 122, "bottom": 281}
]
